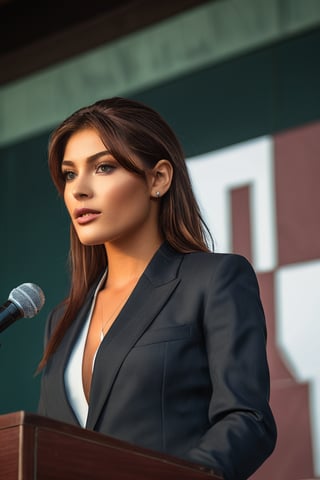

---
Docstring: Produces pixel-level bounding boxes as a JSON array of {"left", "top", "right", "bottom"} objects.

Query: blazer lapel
[{"left": 86, "top": 243, "right": 183, "bottom": 430}]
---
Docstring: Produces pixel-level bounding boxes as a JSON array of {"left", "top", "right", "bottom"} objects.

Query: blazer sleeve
[
  {"left": 37, "top": 303, "right": 64, "bottom": 417},
  {"left": 186, "top": 254, "right": 277, "bottom": 480}
]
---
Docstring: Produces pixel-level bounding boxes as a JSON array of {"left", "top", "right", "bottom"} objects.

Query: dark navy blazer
[{"left": 38, "top": 242, "right": 277, "bottom": 480}]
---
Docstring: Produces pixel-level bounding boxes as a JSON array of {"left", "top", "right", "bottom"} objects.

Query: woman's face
[{"left": 62, "top": 128, "right": 158, "bottom": 247}]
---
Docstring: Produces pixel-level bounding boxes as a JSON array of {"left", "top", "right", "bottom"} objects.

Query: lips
[{"left": 74, "top": 208, "right": 101, "bottom": 225}]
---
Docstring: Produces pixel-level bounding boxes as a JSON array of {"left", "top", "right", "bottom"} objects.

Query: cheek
[
  {"left": 63, "top": 189, "right": 73, "bottom": 214},
  {"left": 106, "top": 178, "right": 149, "bottom": 209}
]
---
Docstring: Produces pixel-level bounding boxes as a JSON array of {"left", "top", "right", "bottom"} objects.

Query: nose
[
  {"left": 73, "top": 191, "right": 90, "bottom": 200},
  {"left": 72, "top": 175, "right": 94, "bottom": 200}
]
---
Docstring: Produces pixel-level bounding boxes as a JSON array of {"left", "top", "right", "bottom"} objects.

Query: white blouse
[{"left": 64, "top": 271, "right": 107, "bottom": 427}]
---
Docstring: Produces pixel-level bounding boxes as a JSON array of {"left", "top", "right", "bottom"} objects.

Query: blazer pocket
[{"left": 135, "top": 324, "right": 198, "bottom": 347}]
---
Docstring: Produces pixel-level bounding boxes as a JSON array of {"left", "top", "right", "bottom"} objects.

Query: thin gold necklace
[
  {"left": 100, "top": 292, "right": 132, "bottom": 341},
  {"left": 99, "top": 275, "right": 141, "bottom": 340}
]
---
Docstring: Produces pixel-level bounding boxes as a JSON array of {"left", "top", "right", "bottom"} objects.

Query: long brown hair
[{"left": 39, "top": 97, "right": 213, "bottom": 369}]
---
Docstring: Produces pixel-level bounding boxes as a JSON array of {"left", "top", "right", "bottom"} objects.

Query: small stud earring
[{"left": 156, "top": 191, "right": 161, "bottom": 198}]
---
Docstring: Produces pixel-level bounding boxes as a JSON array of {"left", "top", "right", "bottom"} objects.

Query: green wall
[{"left": 0, "top": 133, "right": 69, "bottom": 411}]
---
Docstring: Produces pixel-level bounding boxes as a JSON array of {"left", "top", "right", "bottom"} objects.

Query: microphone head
[{"left": 9, "top": 283, "right": 45, "bottom": 318}]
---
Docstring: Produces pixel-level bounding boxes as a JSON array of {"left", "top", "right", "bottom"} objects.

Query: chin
[{"left": 78, "top": 237, "right": 105, "bottom": 246}]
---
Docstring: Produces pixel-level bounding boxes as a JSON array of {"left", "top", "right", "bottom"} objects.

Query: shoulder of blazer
[
  {"left": 153, "top": 244, "right": 256, "bottom": 284},
  {"left": 181, "top": 250, "right": 254, "bottom": 273},
  {"left": 179, "top": 251, "right": 259, "bottom": 294}
]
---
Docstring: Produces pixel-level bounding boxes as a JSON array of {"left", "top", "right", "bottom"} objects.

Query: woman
[{"left": 38, "top": 97, "right": 276, "bottom": 480}]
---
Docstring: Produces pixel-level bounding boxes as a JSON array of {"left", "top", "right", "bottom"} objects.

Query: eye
[
  {"left": 96, "top": 163, "right": 116, "bottom": 174},
  {"left": 62, "top": 170, "right": 76, "bottom": 181}
]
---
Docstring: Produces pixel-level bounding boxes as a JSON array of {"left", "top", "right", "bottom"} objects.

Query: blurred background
[{"left": 0, "top": 1, "right": 319, "bottom": 478}]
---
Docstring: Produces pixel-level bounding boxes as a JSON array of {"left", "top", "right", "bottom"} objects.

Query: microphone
[{"left": 0, "top": 283, "right": 45, "bottom": 333}]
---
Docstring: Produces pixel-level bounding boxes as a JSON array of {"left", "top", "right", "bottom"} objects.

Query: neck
[{"left": 104, "top": 235, "right": 163, "bottom": 289}]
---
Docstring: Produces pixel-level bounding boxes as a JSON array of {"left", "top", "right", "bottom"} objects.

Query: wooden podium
[{"left": 0, "top": 411, "right": 222, "bottom": 479}]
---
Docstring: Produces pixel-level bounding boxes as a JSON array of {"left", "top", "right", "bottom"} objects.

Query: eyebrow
[{"left": 61, "top": 150, "right": 112, "bottom": 166}]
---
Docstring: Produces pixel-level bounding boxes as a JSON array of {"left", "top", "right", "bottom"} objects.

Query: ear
[{"left": 149, "top": 159, "right": 173, "bottom": 199}]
